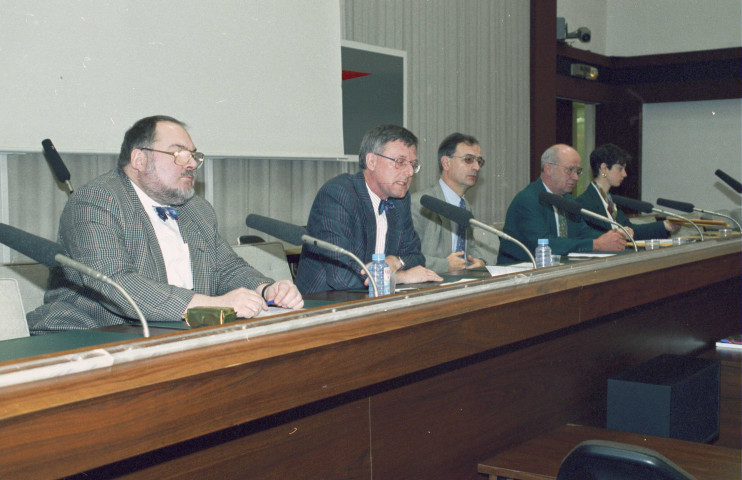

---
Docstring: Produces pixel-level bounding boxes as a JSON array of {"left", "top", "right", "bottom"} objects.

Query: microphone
[
  {"left": 420, "top": 195, "right": 537, "bottom": 267},
  {"left": 613, "top": 195, "right": 704, "bottom": 241},
  {"left": 41, "top": 139, "right": 74, "bottom": 194},
  {"left": 658, "top": 197, "right": 741, "bottom": 233},
  {"left": 610, "top": 195, "right": 654, "bottom": 214},
  {"left": 245, "top": 214, "right": 379, "bottom": 296},
  {"left": 656, "top": 198, "right": 693, "bottom": 213},
  {"left": 538, "top": 192, "right": 637, "bottom": 251},
  {"left": 0, "top": 223, "right": 150, "bottom": 337},
  {"left": 715, "top": 169, "right": 742, "bottom": 194}
]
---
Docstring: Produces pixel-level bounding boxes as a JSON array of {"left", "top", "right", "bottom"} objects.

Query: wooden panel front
[{"left": 0, "top": 242, "right": 738, "bottom": 479}]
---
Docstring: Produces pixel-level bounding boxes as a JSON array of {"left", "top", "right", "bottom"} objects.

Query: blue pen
[{"left": 266, "top": 300, "right": 275, "bottom": 306}]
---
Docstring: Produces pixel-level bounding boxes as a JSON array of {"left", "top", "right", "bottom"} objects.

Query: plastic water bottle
[
  {"left": 368, "top": 253, "right": 391, "bottom": 297},
  {"left": 535, "top": 238, "right": 553, "bottom": 268}
]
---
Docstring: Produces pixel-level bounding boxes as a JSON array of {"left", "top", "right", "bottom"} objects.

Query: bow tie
[
  {"left": 154, "top": 206, "right": 180, "bottom": 221},
  {"left": 378, "top": 199, "right": 394, "bottom": 215}
]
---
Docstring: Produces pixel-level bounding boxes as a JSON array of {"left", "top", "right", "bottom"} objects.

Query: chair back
[
  {"left": 557, "top": 440, "right": 695, "bottom": 480},
  {"left": 0, "top": 262, "right": 49, "bottom": 314},
  {"left": 0, "top": 278, "right": 30, "bottom": 340},
  {"left": 232, "top": 242, "right": 292, "bottom": 281}
]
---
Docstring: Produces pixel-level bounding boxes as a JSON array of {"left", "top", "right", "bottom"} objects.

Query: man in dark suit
[
  {"left": 497, "top": 144, "right": 626, "bottom": 264},
  {"left": 295, "top": 125, "right": 442, "bottom": 294},
  {"left": 411, "top": 133, "right": 494, "bottom": 273},
  {"left": 28, "top": 115, "right": 303, "bottom": 332}
]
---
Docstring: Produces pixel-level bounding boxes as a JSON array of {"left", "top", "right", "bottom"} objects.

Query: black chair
[
  {"left": 237, "top": 235, "right": 266, "bottom": 245},
  {"left": 557, "top": 440, "right": 695, "bottom": 480}
]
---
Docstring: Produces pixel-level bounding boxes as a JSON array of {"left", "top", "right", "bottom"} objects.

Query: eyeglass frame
[
  {"left": 374, "top": 152, "right": 421, "bottom": 174},
  {"left": 450, "top": 154, "right": 485, "bottom": 168},
  {"left": 545, "top": 162, "right": 582, "bottom": 176},
  {"left": 137, "top": 147, "right": 205, "bottom": 169}
]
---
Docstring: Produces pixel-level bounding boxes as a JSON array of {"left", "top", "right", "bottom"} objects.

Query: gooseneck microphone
[
  {"left": 538, "top": 192, "right": 637, "bottom": 252},
  {"left": 609, "top": 195, "right": 653, "bottom": 214},
  {"left": 658, "top": 197, "right": 741, "bottom": 233},
  {"left": 0, "top": 223, "right": 150, "bottom": 337},
  {"left": 419, "top": 195, "right": 537, "bottom": 268},
  {"left": 245, "top": 214, "right": 379, "bottom": 297},
  {"left": 612, "top": 195, "right": 704, "bottom": 241},
  {"left": 715, "top": 169, "right": 742, "bottom": 194},
  {"left": 41, "top": 139, "right": 74, "bottom": 194}
]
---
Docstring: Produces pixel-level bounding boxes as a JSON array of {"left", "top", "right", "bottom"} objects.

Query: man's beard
[{"left": 139, "top": 162, "right": 195, "bottom": 206}]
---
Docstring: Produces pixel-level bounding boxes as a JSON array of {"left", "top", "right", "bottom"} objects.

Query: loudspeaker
[{"left": 607, "top": 354, "right": 720, "bottom": 443}]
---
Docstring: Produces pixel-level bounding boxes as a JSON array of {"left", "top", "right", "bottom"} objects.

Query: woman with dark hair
[{"left": 576, "top": 143, "right": 678, "bottom": 240}]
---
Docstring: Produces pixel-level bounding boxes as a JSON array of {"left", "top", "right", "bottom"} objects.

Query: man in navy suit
[
  {"left": 29, "top": 115, "right": 303, "bottom": 332},
  {"left": 296, "top": 125, "right": 442, "bottom": 294}
]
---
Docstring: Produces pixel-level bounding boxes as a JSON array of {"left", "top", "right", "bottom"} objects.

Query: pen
[{"left": 266, "top": 300, "right": 275, "bottom": 306}]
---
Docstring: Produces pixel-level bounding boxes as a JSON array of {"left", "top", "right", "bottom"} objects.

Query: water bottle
[
  {"left": 368, "top": 253, "right": 391, "bottom": 297},
  {"left": 535, "top": 238, "right": 553, "bottom": 268}
]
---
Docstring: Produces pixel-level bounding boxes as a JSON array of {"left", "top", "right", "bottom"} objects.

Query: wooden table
[
  {"left": 478, "top": 424, "right": 742, "bottom": 480},
  {"left": 0, "top": 241, "right": 738, "bottom": 479}
]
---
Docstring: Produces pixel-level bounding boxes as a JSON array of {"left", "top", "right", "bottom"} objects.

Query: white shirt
[
  {"left": 366, "top": 184, "right": 388, "bottom": 255},
  {"left": 131, "top": 180, "right": 194, "bottom": 289}
]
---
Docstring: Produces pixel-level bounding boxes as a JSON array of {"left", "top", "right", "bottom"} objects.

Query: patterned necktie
[
  {"left": 455, "top": 197, "right": 466, "bottom": 254},
  {"left": 378, "top": 199, "right": 394, "bottom": 215},
  {"left": 596, "top": 183, "right": 616, "bottom": 220},
  {"left": 557, "top": 208, "right": 568, "bottom": 238},
  {"left": 155, "top": 206, "right": 180, "bottom": 221},
  {"left": 605, "top": 192, "right": 617, "bottom": 220}
]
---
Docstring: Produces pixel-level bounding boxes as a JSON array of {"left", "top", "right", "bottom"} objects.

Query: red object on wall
[{"left": 342, "top": 70, "right": 371, "bottom": 81}]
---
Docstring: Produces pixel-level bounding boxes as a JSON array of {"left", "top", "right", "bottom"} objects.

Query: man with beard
[
  {"left": 496, "top": 144, "right": 626, "bottom": 264},
  {"left": 295, "top": 124, "right": 442, "bottom": 294},
  {"left": 28, "top": 115, "right": 302, "bottom": 332}
]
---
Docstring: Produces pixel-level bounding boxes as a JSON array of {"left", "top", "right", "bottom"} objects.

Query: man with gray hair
[
  {"left": 411, "top": 132, "right": 493, "bottom": 273},
  {"left": 296, "top": 124, "right": 442, "bottom": 294},
  {"left": 497, "top": 144, "right": 626, "bottom": 264}
]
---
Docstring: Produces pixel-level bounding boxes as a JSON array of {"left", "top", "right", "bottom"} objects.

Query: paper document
[
  {"left": 567, "top": 252, "right": 616, "bottom": 258},
  {"left": 486, "top": 263, "right": 533, "bottom": 277}
]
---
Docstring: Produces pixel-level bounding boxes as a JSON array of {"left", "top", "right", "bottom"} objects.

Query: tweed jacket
[
  {"left": 410, "top": 182, "right": 491, "bottom": 273},
  {"left": 295, "top": 171, "right": 425, "bottom": 294},
  {"left": 28, "top": 168, "right": 271, "bottom": 332},
  {"left": 576, "top": 183, "right": 668, "bottom": 240},
  {"left": 497, "top": 179, "right": 600, "bottom": 264}
]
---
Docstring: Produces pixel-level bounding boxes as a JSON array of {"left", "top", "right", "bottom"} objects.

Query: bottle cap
[
  {"left": 372, "top": 253, "right": 385, "bottom": 261},
  {"left": 538, "top": 238, "right": 549, "bottom": 245}
]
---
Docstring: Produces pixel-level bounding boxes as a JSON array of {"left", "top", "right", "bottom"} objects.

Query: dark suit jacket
[
  {"left": 295, "top": 171, "right": 425, "bottom": 294},
  {"left": 497, "top": 179, "right": 599, "bottom": 264},
  {"left": 28, "top": 168, "right": 271, "bottom": 332},
  {"left": 576, "top": 183, "right": 668, "bottom": 240}
]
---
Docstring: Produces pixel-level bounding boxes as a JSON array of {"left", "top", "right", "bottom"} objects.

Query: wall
[
  {"left": 642, "top": 99, "right": 742, "bottom": 216},
  {"left": 342, "top": 0, "right": 531, "bottom": 226},
  {"left": 558, "top": 0, "right": 742, "bottom": 56},
  {"left": 0, "top": 1, "right": 530, "bottom": 263}
]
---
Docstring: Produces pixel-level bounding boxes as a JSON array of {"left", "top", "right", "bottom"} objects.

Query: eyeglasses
[
  {"left": 546, "top": 162, "right": 582, "bottom": 176},
  {"left": 138, "top": 147, "right": 205, "bottom": 169},
  {"left": 374, "top": 152, "right": 421, "bottom": 174},
  {"left": 451, "top": 154, "right": 485, "bottom": 167}
]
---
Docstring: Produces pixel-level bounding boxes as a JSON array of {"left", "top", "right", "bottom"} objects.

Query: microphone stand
[
  {"left": 579, "top": 210, "right": 638, "bottom": 252},
  {"left": 55, "top": 254, "right": 150, "bottom": 337},
  {"left": 301, "top": 234, "right": 379, "bottom": 297},
  {"left": 652, "top": 208, "right": 704, "bottom": 241},
  {"left": 693, "top": 208, "right": 741, "bottom": 232},
  {"left": 469, "top": 219, "right": 537, "bottom": 268}
]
